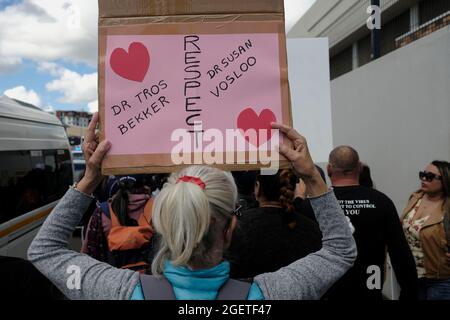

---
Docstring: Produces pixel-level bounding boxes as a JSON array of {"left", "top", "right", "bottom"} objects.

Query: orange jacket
[{"left": 108, "top": 198, "right": 153, "bottom": 252}]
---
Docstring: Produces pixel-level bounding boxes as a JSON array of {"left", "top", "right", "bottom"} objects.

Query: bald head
[{"left": 329, "top": 146, "right": 360, "bottom": 174}]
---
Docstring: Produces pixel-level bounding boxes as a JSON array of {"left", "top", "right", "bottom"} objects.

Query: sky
[{"left": 0, "top": 0, "right": 315, "bottom": 113}]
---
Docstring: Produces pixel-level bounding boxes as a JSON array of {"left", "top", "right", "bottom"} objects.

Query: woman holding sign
[{"left": 27, "top": 113, "right": 356, "bottom": 300}]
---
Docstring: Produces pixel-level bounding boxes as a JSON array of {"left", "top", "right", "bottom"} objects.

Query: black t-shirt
[
  {"left": 298, "top": 185, "right": 418, "bottom": 300},
  {"left": 227, "top": 207, "right": 322, "bottom": 279}
]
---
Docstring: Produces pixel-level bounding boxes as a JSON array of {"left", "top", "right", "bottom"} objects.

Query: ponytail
[
  {"left": 110, "top": 176, "right": 147, "bottom": 226},
  {"left": 257, "top": 169, "right": 297, "bottom": 228},
  {"left": 111, "top": 188, "right": 135, "bottom": 226},
  {"left": 151, "top": 166, "right": 237, "bottom": 275},
  {"left": 278, "top": 170, "right": 296, "bottom": 214}
]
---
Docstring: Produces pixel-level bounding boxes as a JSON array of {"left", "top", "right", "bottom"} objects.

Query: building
[
  {"left": 288, "top": 0, "right": 450, "bottom": 299},
  {"left": 55, "top": 110, "right": 92, "bottom": 128},
  {"left": 289, "top": 0, "right": 450, "bottom": 209},
  {"left": 55, "top": 111, "right": 93, "bottom": 143},
  {"left": 289, "top": 0, "right": 450, "bottom": 79}
]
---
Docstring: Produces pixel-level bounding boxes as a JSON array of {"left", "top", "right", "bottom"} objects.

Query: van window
[
  {"left": 0, "top": 149, "right": 73, "bottom": 224},
  {"left": 74, "top": 163, "right": 86, "bottom": 171},
  {"left": 72, "top": 152, "right": 84, "bottom": 161}
]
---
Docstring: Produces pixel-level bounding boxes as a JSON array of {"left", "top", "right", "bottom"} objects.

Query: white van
[{"left": 0, "top": 96, "right": 74, "bottom": 259}]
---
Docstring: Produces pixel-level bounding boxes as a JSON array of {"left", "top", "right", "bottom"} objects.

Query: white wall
[
  {"left": 331, "top": 26, "right": 450, "bottom": 212},
  {"left": 287, "top": 38, "right": 333, "bottom": 163}
]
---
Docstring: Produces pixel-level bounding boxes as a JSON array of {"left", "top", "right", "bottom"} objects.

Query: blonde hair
[{"left": 151, "top": 166, "right": 238, "bottom": 275}]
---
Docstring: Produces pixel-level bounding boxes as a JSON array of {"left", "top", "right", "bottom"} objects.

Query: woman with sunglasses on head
[
  {"left": 27, "top": 113, "right": 356, "bottom": 300},
  {"left": 401, "top": 161, "right": 450, "bottom": 300}
]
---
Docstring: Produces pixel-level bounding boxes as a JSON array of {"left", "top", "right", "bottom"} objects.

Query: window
[
  {"left": 72, "top": 152, "right": 84, "bottom": 161},
  {"left": 0, "top": 149, "right": 73, "bottom": 224},
  {"left": 419, "top": 0, "right": 450, "bottom": 25},
  {"left": 380, "top": 10, "right": 410, "bottom": 56},
  {"left": 358, "top": 35, "right": 372, "bottom": 67},
  {"left": 330, "top": 45, "right": 353, "bottom": 80},
  {"left": 69, "top": 136, "right": 81, "bottom": 146},
  {"left": 74, "top": 163, "right": 86, "bottom": 171}
]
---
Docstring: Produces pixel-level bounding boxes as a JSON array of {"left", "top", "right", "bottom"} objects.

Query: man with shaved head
[
  {"left": 302, "top": 145, "right": 418, "bottom": 300},
  {"left": 329, "top": 146, "right": 360, "bottom": 174},
  {"left": 326, "top": 146, "right": 417, "bottom": 300}
]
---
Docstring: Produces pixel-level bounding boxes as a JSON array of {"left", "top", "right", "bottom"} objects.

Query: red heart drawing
[
  {"left": 110, "top": 42, "right": 150, "bottom": 82},
  {"left": 237, "top": 108, "right": 277, "bottom": 147}
]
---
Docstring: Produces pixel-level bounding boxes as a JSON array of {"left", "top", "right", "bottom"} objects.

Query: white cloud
[
  {"left": 88, "top": 100, "right": 98, "bottom": 113},
  {"left": 0, "top": 56, "right": 22, "bottom": 73},
  {"left": 42, "top": 64, "right": 97, "bottom": 104},
  {"left": 37, "top": 62, "right": 98, "bottom": 109},
  {"left": 4, "top": 85, "right": 42, "bottom": 106},
  {"left": 0, "top": 0, "right": 316, "bottom": 73},
  {"left": 37, "top": 61, "right": 62, "bottom": 76},
  {"left": 0, "top": 0, "right": 98, "bottom": 71}
]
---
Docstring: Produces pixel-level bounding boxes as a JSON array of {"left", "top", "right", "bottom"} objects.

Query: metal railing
[{"left": 396, "top": 10, "right": 450, "bottom": 48}]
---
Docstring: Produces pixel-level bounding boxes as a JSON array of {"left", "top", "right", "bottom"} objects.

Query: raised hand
[
  {"left": 77, "top": 112, "right": 111, "bottom": 195},
  {"left": 272, "top": 122, "right": 328, "bottom": 197}
]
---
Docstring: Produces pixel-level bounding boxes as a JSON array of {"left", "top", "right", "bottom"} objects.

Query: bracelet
[
  {"left": 306, "top": 188, "right": 332, "bottom": 199},
  {"left": 71, "top": 182, "right": 95, "bottom": 199}
]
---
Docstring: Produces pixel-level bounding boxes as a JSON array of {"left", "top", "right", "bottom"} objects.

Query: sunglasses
[
  {"left": 231, "top": 204, "right": 243, "bottom": 217},
  {"left": 419, "top": 171, "right": 442, "bottom": 182}
]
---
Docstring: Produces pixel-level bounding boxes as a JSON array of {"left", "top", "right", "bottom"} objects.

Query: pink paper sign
[{"left": 104, "top": 33, "right": 283, "bottom": 155}]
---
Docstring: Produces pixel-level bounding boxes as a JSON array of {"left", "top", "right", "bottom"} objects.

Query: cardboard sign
[{"left": 99, "top": 0, "right": 292, "bottom": 174}]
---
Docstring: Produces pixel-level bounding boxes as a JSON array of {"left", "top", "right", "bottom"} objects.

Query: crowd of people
[{"left": 3, "top": 113, "right": 449, "bottom": 300}]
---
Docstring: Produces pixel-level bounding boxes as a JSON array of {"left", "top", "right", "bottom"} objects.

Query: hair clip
[{"left": 177, "top": 176, "right": 206, "bottom": 189}]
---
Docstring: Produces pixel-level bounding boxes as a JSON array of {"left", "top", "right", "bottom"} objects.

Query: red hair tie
[{"left": 177, "top": 176, "right": 206, "bottom": 190}]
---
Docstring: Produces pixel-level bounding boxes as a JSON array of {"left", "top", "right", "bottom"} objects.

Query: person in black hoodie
[
  {"left": 301, "top": 146, "right": 418, "bottom": 300},
  {"left": 227, "top": 169, "right": 323, "bottom": 279}
]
